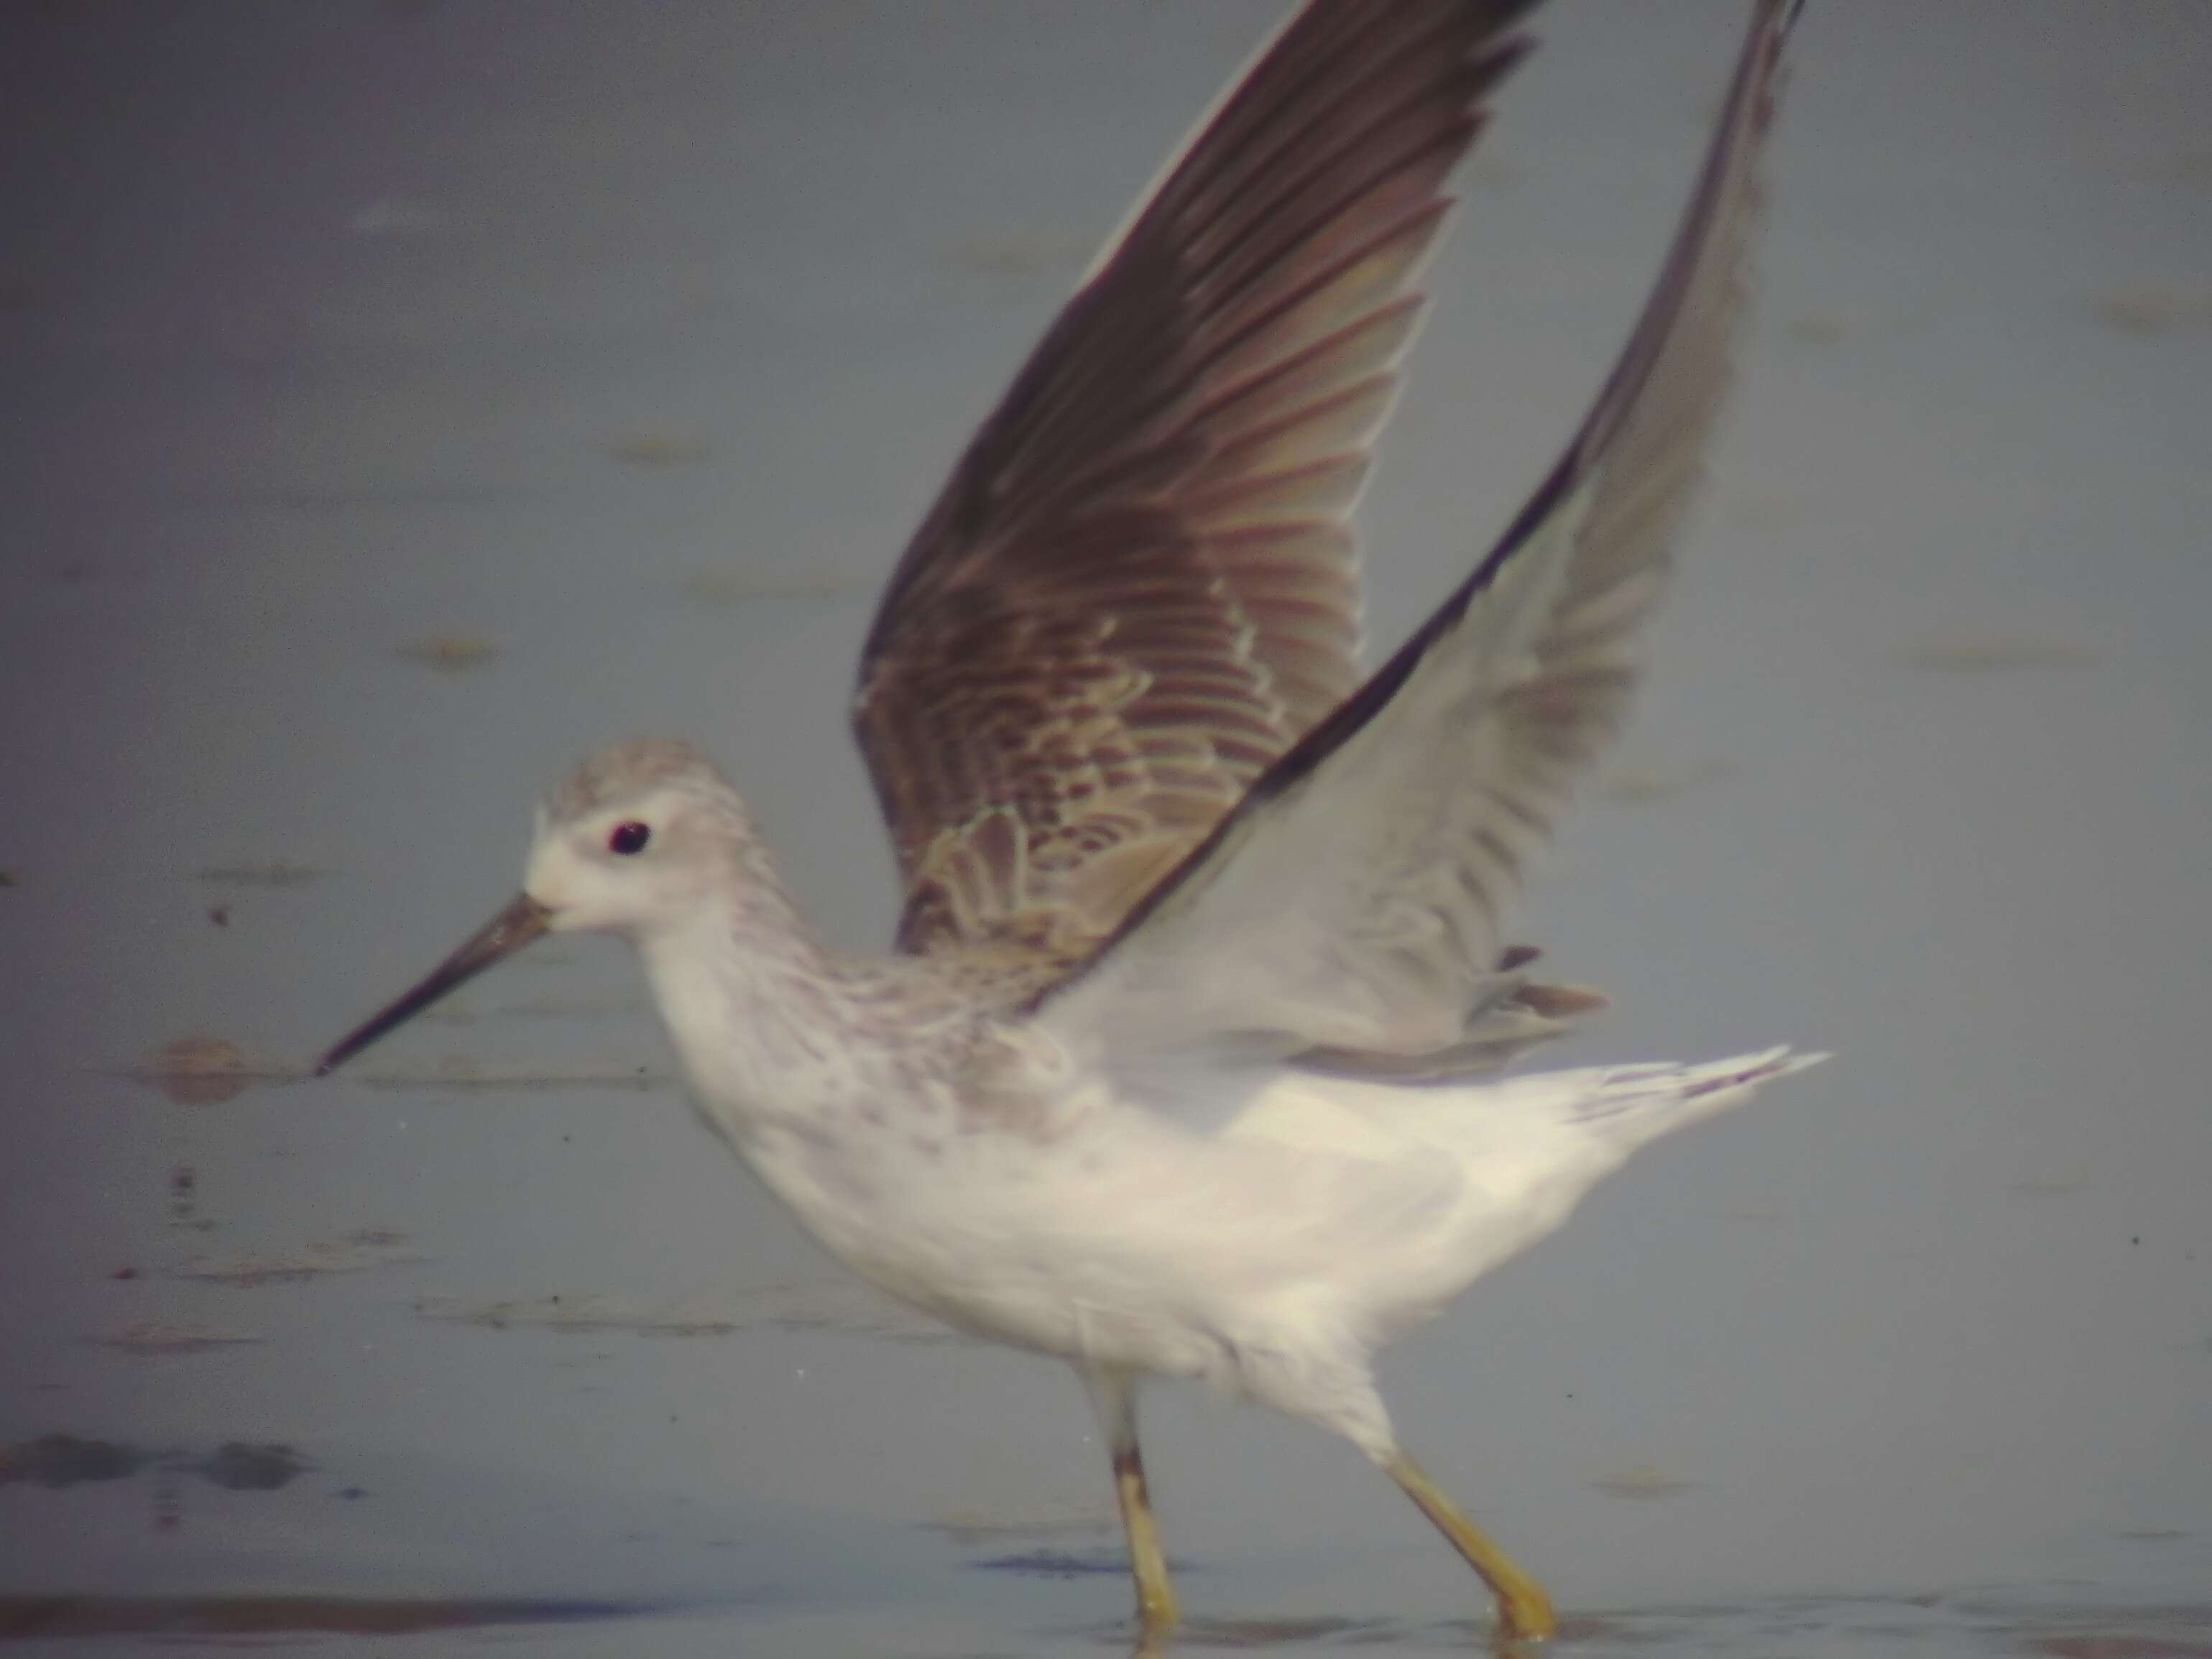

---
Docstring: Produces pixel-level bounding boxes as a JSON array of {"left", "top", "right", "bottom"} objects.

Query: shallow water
[
  {"left": 1, "top": 1424, "right": 2205, "bottom": 1655},
  {"left": 3, "top": 1, "right": 2208, "bottom": 1653}
]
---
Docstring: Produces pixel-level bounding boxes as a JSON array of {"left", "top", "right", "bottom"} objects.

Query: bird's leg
[
  {"left": 1115, "top": 1436, "right": 1177, "bottom": 1637},
  {"left": 1383, "top": 1451, "right": 1557, "bottom": 1645},
  {"left": 1235, "top": 1334, "right": 1554, "bottom": 1644},
  {"left": 1082, "top": 1365, "right": 1179, "bottom": 1637}
]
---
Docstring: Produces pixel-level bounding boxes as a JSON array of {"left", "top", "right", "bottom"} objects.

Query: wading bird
[{"left": 321, "top": 1, "right": 1809, "bottom": 1643}]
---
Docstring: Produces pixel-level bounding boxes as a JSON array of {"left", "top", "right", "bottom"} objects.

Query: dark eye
[{"left": 607, "top": 821, "right": 650, "bottom": 856}]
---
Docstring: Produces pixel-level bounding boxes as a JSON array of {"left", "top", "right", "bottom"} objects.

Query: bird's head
[{"left": 315, "top": 739, "right": 755, "bottom": 1075}]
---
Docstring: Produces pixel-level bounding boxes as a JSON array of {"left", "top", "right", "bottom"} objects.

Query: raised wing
[
  {"left": 852, "top": 1, "right": 1540, "bottom": 964},
  {"left": 1036, "top": 0, "right": 1797, "bottom": 1068}
]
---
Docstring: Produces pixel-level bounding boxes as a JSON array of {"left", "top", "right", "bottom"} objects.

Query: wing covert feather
[{"left": 852, "top": 1, "right": 1541, "bottom": 963}]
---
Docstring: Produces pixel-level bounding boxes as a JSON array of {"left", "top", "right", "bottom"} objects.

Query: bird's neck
[{"left": 633, "top": 871, "right": 884, "bottom": 1146}]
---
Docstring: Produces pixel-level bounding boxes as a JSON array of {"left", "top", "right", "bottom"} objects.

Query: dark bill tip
[{"left": 315, "top": 894, "right": 553, "bottom": 1077}]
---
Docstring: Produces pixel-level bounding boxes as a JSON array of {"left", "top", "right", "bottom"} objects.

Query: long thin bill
[{"left": 315, "top": 894, "right": 552, "bottom": 1076}]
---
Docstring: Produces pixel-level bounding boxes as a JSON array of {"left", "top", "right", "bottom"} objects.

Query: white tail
[{"left": 1562, "top": 1047, "right": 1826, "bottom": 1152}]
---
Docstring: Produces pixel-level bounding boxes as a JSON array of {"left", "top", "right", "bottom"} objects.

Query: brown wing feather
[
  {"left": 1033, "top": 0, "right": 1797, "bottom": 1063},
  {"left": 852, "top": 0, "right": 1539, "bottom": 959}
]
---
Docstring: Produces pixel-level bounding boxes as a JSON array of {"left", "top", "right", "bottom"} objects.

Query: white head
[
  {"left": 316, "top": 739, "right": 762, "bottom": 1074},
  {"left": 522, "top": 739, "right": 760, "bottom": 937}
]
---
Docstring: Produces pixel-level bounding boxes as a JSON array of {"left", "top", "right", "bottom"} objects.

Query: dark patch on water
[
  {"left": 124, "top": 1038, "right": 295, "bottom": 1105},
  {"left": 0, "top": 1435, "right": 310, "bottom": 1494},
  {"left": 0, "top": 1435, "right": 151, "bottom": 1488},
  {"left": 0, "top": 1595, "right": 640, "bottom": 1640},
  {"left": 972, "top": 1548, "right": 1194, "bottom": 1581},
  {"left": 185, "top": 1441, "right": 310, "bottom": 1491}
]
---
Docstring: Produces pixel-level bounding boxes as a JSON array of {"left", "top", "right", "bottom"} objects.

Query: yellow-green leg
[
  {"left": 1114, "top": 1434, "right": 1179, "bottom": 1634},
  {"left": 1385, "top": 1451, "right": 1557, "bottom": 1644},
  {"left": 1084, "top": 1367, "right": 1179, "bottom": 1637}
]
